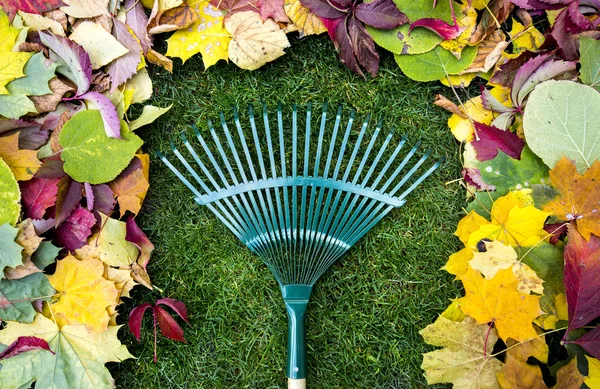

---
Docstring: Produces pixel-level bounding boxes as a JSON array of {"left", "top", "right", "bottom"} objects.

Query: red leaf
[
  {"left": 334, "top": 17, "right": 363, "bottom": 77},
  {"left": 564, "top": 226, "right": 600, "bottom": 331},
  {"left": 300, "top": 0, "right": 347, "bottom": 18},
  {"left": 570, "top": 326, "right": 600, "bottom": 359},
  {"left": 258, "top": 0, "right": 290, "bottom": 22},
  {"left": 19, "top": 177, "right": 61, "bottom": 220},
  {"left": 155, "top": 306, "right": 187, "bottom": 343},
  {"left": 0, "top": 336, "right": 53, "bottom": 360},
  {"left": 91, "top": 184, "right": 116, "bottom": 215},
  {"left": 54, "top": 205, "right": 96, "bottom": 250},
  {"left": 125, "top": 215, "right": 154, "bottom": 269},
  {"left": 0, "top": 0, "right": 65, "bottom": 20},
  {"left": 544, "top": 223, "right": 568, "bottom": 245},
  {"left": 348, "top": 16, "right": 379, "bottom": 77},
  {"left": 35, "top": 157, "right": 66, "bottom": 179},
  {"left": 470, "top": 122, "right": 525, "bottom": 161},
  {"left": 157, "top": 298, "right": 189, "bottom": 324},
  {"left": 354, "top": 0, "right": 408, "bottom": 29},
  {"left": 55, "top": 177, "right": 83, "bottom": 227},
  {"left": 128, "top": 302, "right": 154, "bottom": 341},
  {"left": 409, "top": 18, "right": 464, "bottom": 40}
]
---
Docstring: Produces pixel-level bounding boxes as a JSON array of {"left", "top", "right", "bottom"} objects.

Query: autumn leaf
[
  {"left": 555, "top": 357, "right": 585, "bottom": 388},
  {"left": 0, "top": 223, "right": 23, "bottom": 278},
  {"left": 443, "top": 247, "right": 473, "bottom": 277},
  {"left": 54, "top": 204, "right": 96, "bottom": 251},
  {"left": 60, "top": 0, "right": 109, "bottom": 18},
  {"left": 420, "top": 316, "right": 502, "bottom": 388},
  {"left": 0, "top": 157, "right": 20, "bottom": 226},
  {"left": 570, "top": 325, "right": 600, "bottom": 360},
  {"left": 438, "top": 5, "right": 477, "bottom": 59},
  {"left": 0, "top": 133, "right": 41, "bottom": 181},
  {"left": 496, "top": 353, "right": 545, "bottom": 389},
  {"left": 0, "top": 273, "right": 54, "bottom": 323},
  {"left": 505, "top": 336, "right": 548, "bottom": 364},
  {"left": 95, "top": 213, "right": 140, "bottom": 267},
  {"left": 46, "top": 254, "right": 119, "bottom": 332},
  {"left": 0, "top": 336, "right": 53, "bottom": 360},
  {"left": 508, "top": 18, "right": 544, "bottom": 54},
  {"left": 586, "top": 356, "right": 600, "bottom": 388},
  {"left": 0, "top": 10, "right": 33, "bottom": 95},
  {"left": 109, "top": 156, "right": 149, "bottom": 217},
  {"left": 0, "top": 0, "right": 65, "bottom": 21},
  {"left": 458, "top": 267, "right": 542, "bottom": 342},
  {"left": 19, "top": 177, "right": 60, "bottom": 220},
  {"left": 284, "top": 0, "right": 326, "bottom": 36},
  {"left": 4, "top": 219, "right": 45, "bottom": 279},
  {"left": 447, "top": 96, "right": 493, "bottom": 142},
  {"left": 0, "top": 313, "right": 133, "bottom": 389}
]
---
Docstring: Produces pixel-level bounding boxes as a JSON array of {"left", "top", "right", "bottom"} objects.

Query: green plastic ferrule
[{"left": 282, "top": 284, "right": 312, "bottom": 380}]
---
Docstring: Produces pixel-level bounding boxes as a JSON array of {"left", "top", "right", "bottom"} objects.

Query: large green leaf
[
  {"left": 0, "top": 314, "right": 133, "bottom": 389},
  {"left": 0, "top": 273, "right": 54, "bottom": 323},
  {"left": 0, "top": 223, "right": 23, "bottom": 279},
  {"left": 475, "top": 146, "right": 549, "bottom": 195},
  {"left": 31, "top": 241, "right": 60, "bottom": 270},
  {"left": 366, "top": 24, "right": 442, "bottom": 55},
  {"left": 393, "top": 0, "right": 456, "bottom": 23},
  {"left": 394, "top": 45, "right": 477, "bottom": 82},
  {"left": 60, "top": 110, "right": 143, "bottom": 184},
  {"left": 579, "top": 36, "right": 600, "bottom": 91},
  {"left": 524, "top": 80, "right": 600, "bottom": 173},
  {"left": 0, "top": 158, "right": 20, "bottom": 226}
]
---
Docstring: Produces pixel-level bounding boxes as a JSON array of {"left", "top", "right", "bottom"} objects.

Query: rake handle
[{"left": 283, "top": 285, "right": 312, "bottom": 387}]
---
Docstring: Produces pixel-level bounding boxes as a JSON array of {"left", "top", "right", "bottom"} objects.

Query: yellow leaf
[
  {"left": 105, "top": 266, "right": 136, "bottom": 326},
  {"left": 0, "top": 10, "right": 32, "bottom": 95},
  {"left": 443, "top": 247, "right": 473, "bottom": 277},
  {"left": 440, "top": 5, "right": 478, "bottom": 59},
  {"left": 166, "top": 0, "right": 231, "bottom": 68},
  {"left": 94, "top": 214, "right": 139, "bottom": 267},
  {"left": 284, "top": 0, "right": 326, "bottom": 37},
  {"left": 496, "top": 353, "right": 546, "bottom": 389},
  {"left": 440, "top": 299, "right": 467, "bottom": 322},
  {"left": 455, "top": 210, "right": 489, "bottom": 245},
  {"left": 457, "top": 267, "right": 542, "bottom": 341},
  {"left": 69, "top": 21, "right": 129, "bottom": 69},
  {"left": 225, "top": 11, "right": 290, "bottom": 71},
  {"left": 509, "top": 18, "right": 544, "bottom": 54},
  {"left": 586, "top": 356, "right": 600, "bottom": 388},
  {"left": 448, "top": 96, "right": 493, "bottom": 142},
  {"left": 535, "top": 293, "right": 568, "bottom": 330},
  {"left": 420, "top": 316, "right": 502, "bottom": 388},
  {"left": 18, "top": 11, "right": 66, "bottom": 36},
  {"left": 466, "top": 191, "right": 549, "bottom": 248},
  {"left": 0, "top": 132, "right": 41, "bottom": 180},
  {"left": 469, "top": 240, "right": 544, "bottom": 294},
  {"left": 439, "top": 73, "right": 478, "bottom": 88},
  {"left": 505, "top": 335, "right": 549, "bottom": 365},
  {"left": 46, "top": 254, "right": 118, "bottom": 332}
]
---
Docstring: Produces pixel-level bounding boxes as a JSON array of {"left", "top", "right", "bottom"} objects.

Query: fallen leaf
[
  {"left": 225, "top": 11, "right": 290, "bottom": 70},
  {"left": 443, "top": 247, "right": 473, "bottom": 277},
  {"left": 461, "top": 30, "right": 508, "bottom": 74},
  {"left": 0, "top": 0, "right": 65, "bottom": 21},
  {"left": 497, "top": 353, "right": 545, "bottom": 389},
  {"left": 0, "top": 336, "right": 53, "bottom": 360},
  {"left": 79, "top": 91, "right": 122, "bottom": 139},
  {"left": 18, "top": 10, "right": 65, "bottom": 35},
  {"left": 107, "top": 19, "right": 142, "bottom": 93},
  {"left": 458, "top": 267, "right": 542, "bottom": 342},
  {"left": 69, "top": 21, "right": 129, "bottom": 70},
  {"left": 283, "top": 0, "right": 326, "bottom": 36},
  {"left": 0, "top": 313, "right": 133, "bottom": 389},
  {"left": 0, "top": 133, "right": 41, "bottom": 180},
  {"left": 505, "top": 336, "right": 548, "bottom": 364},
  {"left": 0, "top": 273, "right": 54, "bottom": 322},
  {"left": 508, "top": 18, "right": 544, "bottom": 54},
  {"left": 125, "top": 214, "right": 154, "bottom": 269},
  {"left": 433, "top": 94, "right": 465, "bottom": 118},
  {"left": 470, "top": 122, "right": 524, "bottom": 162},
  {"left": 0, "top": 10, "right": 33, "bottom": 95},
  {"left": 54, "top": 204, "right": 96, "bottom": 251},
  {"left": 447, "top": 96, "right": 493, "bottom": 142},
  {"left": 586, "top": 356, "right": 600, "bottom": 388},
  {"left": 19, "top": 177, "right": 60, "bottom": 220},
  {"left": 60, "top": 0, "right": 109, "bottom": 18},
  {"left": 29, "top": 77, "right": 75, "bottom": 114},
  {"left": 0, "top": 223, "right": 22, "bottom": 278},
  {"left": 570, "top": 326, "right": 600, "bottom": 360},
  {"left": 55, "top": 177, "right": 83, "bottom": 226},
  {"left": 95, "top": 213, "right": 140, "bottom": 267},
  {"left": 150, "top": 3, "right": 198, "bottom": 34},
  {"left": 46, "top": 254, "right": 118, "bottom": 332},
  {"left": 129, "top": 104, "right": 172, "bottom": 131},
  {"left": 420, "top": 316, "right": 502, "bottom": 388},
  {"left": 0, "top": 157, "right": 21, "bottom": 226},
  {"left": 395, "top": 45, "right": 477, "bottom": 83},
  {"left": 579, "top": 36, "right": 600, "bottom": 91},
  {"left": 554, "top": 357, "right": 585, "bottom": 388},
  {"left": 439, "top": 5, "right": 477, "bottom": 59}
]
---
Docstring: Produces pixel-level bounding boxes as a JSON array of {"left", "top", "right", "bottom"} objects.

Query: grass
[{"left": 112, "top": 33, "right": 465, "bottom": 388}]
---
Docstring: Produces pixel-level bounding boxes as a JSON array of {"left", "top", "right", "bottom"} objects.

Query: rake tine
[
  {"left": 397, "top": 157, "right": 446, "bottom": 202},
  {"left": 370, "top": 133, "right": 407, "bottom": 189},
  {"left": 277, "top": 102, "right": 294, "bottom": 281},
  {"left": 378, "top": 140, "right": 421, "bottom": 193},
  {"left": 389, "top": 147, "right": 432, "bottom": 196},
  {"left": 361, "top": 129, "right": 395, "bottom": 187}
]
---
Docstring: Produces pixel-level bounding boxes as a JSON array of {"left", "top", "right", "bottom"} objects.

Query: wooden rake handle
[{"left": 288, "top": 378, "right": 306, "bottom": 389}]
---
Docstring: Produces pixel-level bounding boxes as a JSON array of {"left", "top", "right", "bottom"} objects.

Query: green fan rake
[{"left": 158, "top": 102, "right": 443, "bottom": 388}]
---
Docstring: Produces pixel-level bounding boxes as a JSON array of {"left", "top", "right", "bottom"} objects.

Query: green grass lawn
[{"left": 112, "top": 34, "right": 464, "bottom": 388}]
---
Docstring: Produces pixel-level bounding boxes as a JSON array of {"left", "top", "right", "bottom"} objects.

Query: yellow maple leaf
[
  {"left": 95, "top": 214, "right": 140, "bottom": 267},
  {"left": 443, "top": 247, "right": 474, "bottom": 277},
  {"left": 505, "top": 335, "right": 549, "bottom": 365},
  {"left": 586, "top": 356, "right": 600, "bottom": 388},
  {"left": 420, "top": 316, "right": 503, "bottom": 388},
  {"left": 542, "top": 157, "right": 600, "bottom": 240},
  {"left": 0, "top": 132, "right": 41, "bottom": 180},
  {"left": 448, "top": 96, "right": 494, "bottom": 142},
  {"left": 554, "top": 357, "right": 586, "bottom": 388},
  {"left": 440, "top": 299, "right": 467, "bottom": 322},
  {"left": 455, "top": 210, "right": 489, "bottom": 245},
  {"left": 509, "top": 18, "right": 544, "bottom": 54},
  {"left": 165, "top": 0, "right": 231, "bottom": 68},
  {"left": 284, "top": 0, "right": 326, "bottom": 37},
  {"left": 469, "top": 240, "right": 544, "bottom": 294},
  {"left": 496, "top": 353, "right": 546, "bottom": 389},
  {"left": 466, "top": 191, "right": 549, "bottom": 248},
  {"left": 457, "top": 267, "right": 542, "bottom": 342},
  {"left": 46, "top": 254, "right": 119, "bottom": 332},
  {"left": 440, "top": 5, "right": 478, "bottom": 59},
  {"left": 0, "top": 10, "right": 32, "bottom": 95}
]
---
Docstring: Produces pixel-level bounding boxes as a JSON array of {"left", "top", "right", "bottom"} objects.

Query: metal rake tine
[
  {"left": 397, "top": 157, "right": 446, "bottom": 202},
  {"left": 378, "top": 140, "right": 421, "bottom": 193},
  {"left": 233, "top": 106, "right": 259, "bottom": 182},
  {"left": 370, "top": 133, "right": 408, "bottom": 189},
  {"left": 360, "top": 128, "right": 395, "bottom": 187},
  {"left": 389, "top": 147, "right": 433, "bottom": 197},
  {"left": 181, "top": 129, "right": 222, "bottom": 191}
]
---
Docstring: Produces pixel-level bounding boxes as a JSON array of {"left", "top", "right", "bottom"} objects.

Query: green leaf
[
  {"left": 475, "top": 146, "right": 549, "bottom": 195},
  {"left": 524, "top": 80, "right": 600, "bottom": 173},
  {"left": 31, "top": 241, "right": 60, "bottom": 270},
  {"left": 128, "top": 104, "right": 172, "bottom": 131},
  {"left": 466, "top": 191, "right": 502, "bottom": 219},
  {"left": 579, "top": 36, "right": 600, "bottom": 91},
  {"left": 394, "top": 45, "right": 477, "bottom": 82},
  {"left": 60, "top": 110, "right": 143, "bottom": 184},
  {"left": 96, "top": 214, "right": 139, "bottom": 267},
  {"left": 0, "top": 157, "right": 20, "bottom": 226},
  {"left": 366, "top": 24, "right": 442, "bottom": 55},
  {"left": 0, "top": 223, "right": 23, "bottom": 278},
  {"left": 0, "top": 94, "right": 36, "bottom": 119},
  {"left": 392, "top": 0, "right": 456, "bottom": 24},
  {"left": 0, "top": 273, "right": 54, "bottom": 323}
]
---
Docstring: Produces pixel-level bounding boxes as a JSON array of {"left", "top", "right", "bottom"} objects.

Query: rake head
[{"left": 158, "top": 101, "right": 443, "bottom": 386}]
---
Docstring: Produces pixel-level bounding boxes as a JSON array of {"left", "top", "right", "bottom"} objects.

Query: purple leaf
[
  {"left": 125, "top": 215, "right": 154, "bottom": 269},
  {"left": 0, "top": 119, "right": 38, "bottom": 135},
  {"left": 258, "top": 0, "right": 290, "bottom": 22},
  {"left": 409, "top": 18, "right": 464, "bottom": 40},
  {"left": 32, "top": 218, "right": 56, "bottom": 235},
  {"left": 155, "top": 306, "right": 187, "bottom": 343},
  {"left": 78, "top": 92, "right": 122, "bottom": 139},
  {"left": 489, "top": 52, "right": 534, "bottom": 88},
  {"left": 551, "top": 1, "right": 597, "bottom": 60},
  {"left": 55, "top": 177, "right": 83, "bottom": 227},
  {"left": 544, "top": 222, "right": 567, "bottom": 245},
  {"left": 513, "top": 57, "right": 577, "bottom": 107},
  {"left": 0, "top": 337, "right": 53, "bottom": 360},
  {"left": 334, "top": 17, "right": 363, "bottom": 76},
  {"left": 570, "top": 326, "right": 600, "bottom": 359},
  {"left": 462, "top": 168, "right": 496, "bottom": 191},
  {"left": 348, "top": 16, "right": 379, "bottom": 77},
  {"left": 322, "top": 16, "right": 344, "bottom": 40},
  {"left": 471, "top": 122, "right": 525, "bottom": 161},
  {"left": 509, "top": 0, "right": 570, "bottom": 10},
  {"left": 128, "top": 302, "right": 154, "bottom": 341},
  {"left": 480, "top": 87, "right": 514, "bottom": 114},
  {"left": 108, "top": 20, "right": 142, "bottom": 94},
  {"left": 54, "top": 205, "right": 96, "bottom": 250},
  {"left": 19, "top": 178, "right": 61, "bottom": 220},
  {"left": 19, "top": 125, "right": 49, "bottom": 150},
  {"left": 355, "top": 0, "right": 408, "bottom": 29},
  {"left": 84, "top": 182, "right": 94, "bottom": 210},
  {"left": 35, "top": 158, "right": 65, "bottom": 179},
  {"left": 91, "top": 184, "right": 115, "bottom": 215},
  {"left": 125, "top": 0, "right": 152, "bottom": 54},
  {"left": 300, "top": 0, "right": 347, "bottom": 18},
  {"left": 157, "top": 298, "right": 189, "bottom": 324},
  {"left": 38, "top": 32, "right": 92, "bottom": 96}
]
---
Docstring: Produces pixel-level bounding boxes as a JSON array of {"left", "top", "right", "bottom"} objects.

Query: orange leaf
[
  {"left": 496, "top": 353, "right": 546, "bottom": 389},
  {"left": 0, "top": 133, "right": 41, "bottom": 180}
]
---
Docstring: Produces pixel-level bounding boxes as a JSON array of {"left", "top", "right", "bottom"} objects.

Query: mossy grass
[{"left": 112, "top": 34, "right": 463, "bottom": 388}]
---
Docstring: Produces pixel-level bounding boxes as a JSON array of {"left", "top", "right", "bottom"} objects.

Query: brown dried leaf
[
  {"left": 469, "top": 0, "right": 512, "bottom": 45},
  {"left": 434, "top": 94, "right": 466, "bottom": 118},
  {"left": 29, "top": 78, "right": 75, "bottom": 114},
  {"left": 462, "top": 30, "right": 508, "bottom": 74},
  {"left": 43, "top": 9, "right": 67, "bottom": 30},
  {"left": 149, "top": 3, "right": 197, "bottom": 34},
  {"left": 90, "top": 71, "right": 110, "bottom": 93},
  {"left": 146, "top": 48, "right": 173, "bottom": 72}
]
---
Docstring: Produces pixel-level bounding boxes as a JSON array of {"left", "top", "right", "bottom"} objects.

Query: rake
[{"left": 157, "top": 102, "right": 443, "bottom": 388}]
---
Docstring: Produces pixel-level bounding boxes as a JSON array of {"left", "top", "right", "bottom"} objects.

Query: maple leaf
[
  {"left": 0, "top": 133, "right": 41, "bottom": 181},
  {"left": 438, "top": 5, "right": 477, "bottom": 59},
  {"left": 555, "top": 357, "right": 585, "bottom": 388},
  {"left": 540, "top": 157, "right": 600, "bottom": 241},
  {"left": 283, "top": 0, "right": 326, "bottom": 36},
  {"left": 109, "top": 155, "right": 150, "bottom": 217},
  {"left": 19, "top": 177, "right": 60, "bottom": 220},
  {"left": 129, "top": 298, "right": 189, "bottom": 362},
  {"left": 447, "top": 96, "right": 493, "bottom": 142},
  {"left": 443, "top": 247, "right": 473, "bottom": 277},
  {"left": 586, "top": 356, "right": 600, "bottom": 388},
  {"left": 0, "top": 313, "right": 133, "bottom": 389},
  {"left": 420, "top": 316, "right": 503, "bottom": 388},
  {"left": 458, "top": 267, "right": 542, "bottom": 342},
  {"left": 505, "top": 336, "right": 548, "bottom": 365},
  {"left": 94, "top": 213, "right": 140, "bottom": 267},
  {"left": 46, "top": 254, "right": 119, "bottom": 332},
  {"left": 0, "top": 10, "right": 33, "bottom": 95},
  {"left": 564, "top": 226, "right": 600, "bottom": 332},
  {"left": 496, "top": 353, "right": 546, "bottom": 389},
  {"left": 0, "top": 157, "right": 20, "bottom": 226}
]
